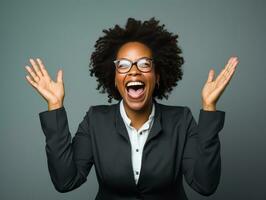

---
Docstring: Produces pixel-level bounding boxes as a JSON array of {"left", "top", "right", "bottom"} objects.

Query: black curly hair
[{"left": 89, "top": 17, "right": 184, "bottom": 103}]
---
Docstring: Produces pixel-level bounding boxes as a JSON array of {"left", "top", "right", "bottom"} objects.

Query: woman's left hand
[{"left": 201, "top": 56, "right": 239, "bottom": 111}]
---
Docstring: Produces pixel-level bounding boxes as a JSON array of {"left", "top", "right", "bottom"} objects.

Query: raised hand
[
  {"left": 201, "top": 56, "right": 239, "bottom": 111},
  {"left": 25, "top": 58, "right": 65, "bottom": 110}
]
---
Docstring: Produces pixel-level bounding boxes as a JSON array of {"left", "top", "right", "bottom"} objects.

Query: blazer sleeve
[
  {"left": 182, "top": 107, "right": 225, "bottom": 196},
  {"left": 39, "top": 106, "right": 94, "bottom": 193}
]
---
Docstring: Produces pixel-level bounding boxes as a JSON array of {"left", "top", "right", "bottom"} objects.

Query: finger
[
  {"left": 36, "top": 58, "right": 51, "bottom": 79},
  {"left": 56, "top": 69, "right": 63, "bottom": 83},
  {"left": 29, "top": 58, "right": 44, "bottom": 78},
  {"left": 25, "top": 65, "right": 40, "bottom": 83},
  {"left": 216, "top": 57, "right": 237, "bottom": 82},
  {"left": 25, "top": 75, "right": 51, "bottom": 100},
  {"left": 207, "top": 68, "right": 215, "bottom": 83},
  {"left": 25, "top": 75, "right": 39, "bottom": 88},
  {"left": 223, "top": 58, "right": 238, "bottom": 79},
  {"left": 219, "top": 57, "right": 234, "bottom": 78},
  {"left": 218, "top": 59, "right": 238, "bottom": 89},
  {"left": 224, "top": 57, "right": 238, "bottom": 77}
]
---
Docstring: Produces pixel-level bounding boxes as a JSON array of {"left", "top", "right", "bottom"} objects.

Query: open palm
[
  {"left": 25, "top": 58, "right": 65, "bottom": 106},
  {"left": 201, "top": 57, "right": 239, "bottom": 107}
]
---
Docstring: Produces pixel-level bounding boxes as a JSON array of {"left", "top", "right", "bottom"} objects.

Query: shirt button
[
  {"left": 136, "top": 149, "right": 139, "bottom": 152},
  {"left": 136, "top": 171, "right": 139, "bottom": 175}
]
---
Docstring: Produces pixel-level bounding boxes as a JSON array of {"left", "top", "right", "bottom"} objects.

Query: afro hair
[{"left": 89, "top": 17, "right": 184, "bottom": 103}]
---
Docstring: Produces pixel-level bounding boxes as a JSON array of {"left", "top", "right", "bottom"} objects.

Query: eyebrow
[{"left": 116, "top": 57, "right": 152, "bottom": 62}]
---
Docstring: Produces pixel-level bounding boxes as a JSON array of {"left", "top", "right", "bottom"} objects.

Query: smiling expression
[{"left": 115, "top": 41, "right": 160, "bottom": 112}]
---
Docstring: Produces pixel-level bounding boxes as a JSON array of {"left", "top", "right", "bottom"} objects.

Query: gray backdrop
[{"left": 1, "top": 0, "right": 265, "bottom": 199}]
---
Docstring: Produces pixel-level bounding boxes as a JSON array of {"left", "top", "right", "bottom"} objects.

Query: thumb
[
  {"left": 206, "top": 68, "right": 215, "bottom": 83},
  {"left": 57, "top": 68, "right": 63, "bottom": 83}
]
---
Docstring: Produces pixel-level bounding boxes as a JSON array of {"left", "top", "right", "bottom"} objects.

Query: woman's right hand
[{"left": 25, "top": 58, "right": 65, "bottom": 110}]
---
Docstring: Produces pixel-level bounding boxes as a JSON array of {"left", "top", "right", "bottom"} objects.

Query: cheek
[
  {"left": 115, "top": 74, "right": 125, "bottom": 92},
  {"left": 146, "top": 74, "right": 157, "bottom": 90},
  {"left": 115, "top": 73, "right": 121, "bottom": 85}
]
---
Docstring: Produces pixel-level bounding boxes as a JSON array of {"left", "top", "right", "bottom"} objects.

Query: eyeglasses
[{"left": 113, "top": 57, "right": 153, "bottom": 73}]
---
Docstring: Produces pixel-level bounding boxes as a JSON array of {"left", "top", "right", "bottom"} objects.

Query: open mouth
[{"left": 125, "top": 81, "right": 145, "bottom": 99}]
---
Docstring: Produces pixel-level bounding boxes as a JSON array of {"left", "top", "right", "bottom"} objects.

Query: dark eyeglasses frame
[{"left": 113, "top": 57, "right": 153, "bottom": 74}]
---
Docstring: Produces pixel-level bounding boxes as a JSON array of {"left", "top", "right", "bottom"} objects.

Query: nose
[{"left": 128, "top": 63, "right": 141, "bottom": 75}]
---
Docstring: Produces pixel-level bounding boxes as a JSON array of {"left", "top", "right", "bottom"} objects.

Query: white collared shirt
[{"left": 119, "top": 99, "right": 155, "bottom": 184}]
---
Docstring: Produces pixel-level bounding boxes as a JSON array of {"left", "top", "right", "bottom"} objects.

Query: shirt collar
[{"left": 119, "top": 99, "right": 155, "bottom": 130}]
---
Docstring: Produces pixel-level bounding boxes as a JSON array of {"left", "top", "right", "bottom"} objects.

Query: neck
[{"left": 123, "top": 99, "right": 153, "bottom": 130}]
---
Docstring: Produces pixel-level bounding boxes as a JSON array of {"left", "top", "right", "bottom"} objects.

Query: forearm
[
  {"left": 191, "top": 133, "right": 221, "bottom": 195},
  {"left": 39, "top": 107, "right": 87, "bottom": 192},
  {"left": 193, "top": 109, "right": 224, "bottom": 194},
  {"left": 183, "top": 107, "right": 225, "bottom": 196}
]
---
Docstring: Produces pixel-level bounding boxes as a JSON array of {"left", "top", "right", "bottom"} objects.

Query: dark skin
[
  {"left": 114, "top": 42, "right": 239, "bottom": 130},
  {"left": 24, "top": 44, "right": 239, "bottom": 130},
  {"left": 115, "top": 42, "right": 160, "bottom": 130}
]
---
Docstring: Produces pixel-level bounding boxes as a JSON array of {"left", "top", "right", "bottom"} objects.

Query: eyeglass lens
[{"left": 116, "top": 58, "right": 152, "bottom": 73}]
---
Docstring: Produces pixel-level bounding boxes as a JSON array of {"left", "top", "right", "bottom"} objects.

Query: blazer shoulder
[
  {"left": 85, "top": 103, "right": 117, "bottom": 118},
  {"left": 157, "top": 102, "right": 187, "bottom": 112},
  {"left": 157, "top": 102, "right": 189, "bottom": 119}
]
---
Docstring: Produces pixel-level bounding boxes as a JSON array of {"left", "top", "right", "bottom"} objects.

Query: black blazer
[{"left": 39, "top": 99, "right": 225, "bottom": 200}]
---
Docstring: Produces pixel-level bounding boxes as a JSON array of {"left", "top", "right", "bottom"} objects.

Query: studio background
[{"left": 0, "top": 0, "right": 265, "bottom": 199}]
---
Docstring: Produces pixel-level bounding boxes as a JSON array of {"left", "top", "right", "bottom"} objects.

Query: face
[{"left": 115, "top": 41, "right": 159, "bottom": 112}]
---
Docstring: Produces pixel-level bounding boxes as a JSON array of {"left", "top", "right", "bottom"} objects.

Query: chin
[{"left": 125, "top": 100, "right": 146, "bottom": 111}]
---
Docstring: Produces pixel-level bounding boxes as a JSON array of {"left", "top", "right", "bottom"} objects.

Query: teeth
[{"left": 126, "top": 81, "right": 144, "bottom": 87}]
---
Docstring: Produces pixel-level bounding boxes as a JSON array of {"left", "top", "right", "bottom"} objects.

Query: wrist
[
  {"left": 48, "top": 102, "right": 63, "bottom": 111},
  {"left": 202, "top": 104, "right": 216, "bottom": 111}
]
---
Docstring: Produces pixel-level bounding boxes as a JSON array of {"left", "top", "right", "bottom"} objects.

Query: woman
[{"left": 25, "top": 17, "right": 239, "bottom": 200}]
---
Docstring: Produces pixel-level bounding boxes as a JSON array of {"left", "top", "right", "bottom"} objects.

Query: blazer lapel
[
  {"left": 137, "top": 99, "right": 162, "bottom": 186},
  {"left": 145, "top": 99, "right": 162, "bottom": 146},
  {"left": 115, "top": 99, "right": 163, "bottom": 187},
  {"left": 115, "top": 99, "right": 162, "bottom": 145},
  {"left": 115, "top": 100, "right": 131, "bottom": 144}
]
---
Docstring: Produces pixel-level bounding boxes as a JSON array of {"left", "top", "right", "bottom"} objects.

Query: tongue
[{"left": 128, "top": 88, "right": 144, "bottom": 98}]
